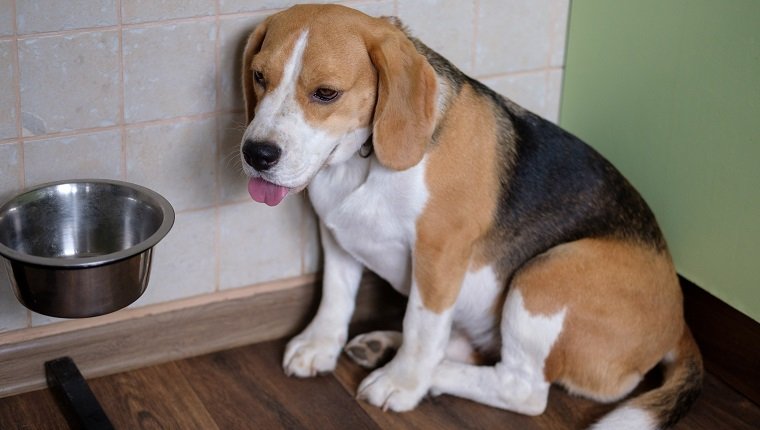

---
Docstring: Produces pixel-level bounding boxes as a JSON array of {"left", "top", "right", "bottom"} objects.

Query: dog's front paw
[
  {"left": 283, "top": 333, "right": 343, "bottom": 378},
  {"left": 357, "top": 365, "right": 430, "bottom": 412}
]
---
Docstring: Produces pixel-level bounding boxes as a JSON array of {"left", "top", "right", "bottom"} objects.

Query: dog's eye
[
  {"left": 253, "top": 70, "right": 266, "bottom": 88},
  {"left": 312, "top": 87, "right": 341, "bottom": 103}
]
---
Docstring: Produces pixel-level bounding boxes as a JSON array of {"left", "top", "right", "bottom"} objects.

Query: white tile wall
[
  {"left": 16, "top": 0, "right": 117, "bottom": 34},
  {"left": 23, "top": 129, "right": 123, "bottom": 186},
  {"left": 546, "top": 68, "right": 564, "bottom": 122},
  {"left": 397, "top": 0, "right": 476, "bottom": 74},
  {"left": 0, "top": 142, "right": 22, "bottom": 203},
  {"left": 0, "top": 0, "right": 569, "bottom": 335},
  {"left": 218, "top": 198, "right": 304, "bottom": 290},
  {"left": 0, "top": 0, "right": 14, "bottom": 37},
  {"left": 219, "top": 0, "right": 333, "bottom": 15},
  {"left": 549, "top": 1, "right": 570, "bottom": 67},
  {"left": 482, "top": 70, "right": 563, "bottom": 121},
  {"left": 483, "top": 72, "right": 546, "bottom": 117},
  {"left": 19, "top": 31, "right": 120, "bottom": 135},
  {"left": 125, "top": 118, "right": 217, "bottom": 212},
  {"left": 219, "top": 15, "right": 264, "bottom": 112},
  {"left": 349, "top": 1, "right": 395, "bottom": 17},
  {"left": 121, "top": 0, "right": 216, "bottom": 24},
  {"left": 217, "top": 112, "right": 250, "bottom": 204},
  {"left": 0, "top": 268, "right": 28, "bottom": 332},
  {"left": 0, "top": 40, "right": 17, "bottom": 140},
  {"left": 476, "top": 0, "right": 563, "bottom": 75},
  {"left": 123, "top": 21, "right": 217, "bottom": 122},
  {"left": 133, "top": 208, "right": 217, "bottom": 306}
]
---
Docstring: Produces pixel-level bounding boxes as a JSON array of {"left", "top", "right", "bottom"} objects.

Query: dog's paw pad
[
  {"left": 345, "top": 331, "right": 402, "bottom": 369},
  {"left": 366, "top": 340, "right": 383, "bottom": 353}
]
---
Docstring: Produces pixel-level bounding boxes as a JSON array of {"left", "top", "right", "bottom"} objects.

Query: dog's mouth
[
  {"left": 245, "top": 138, "right": 357, "bottom": 207},
  {"left": 247, "top": 177, "right": 291, "bottom": 207},
  {"left": 245, "top": 147, "right": 339, "bottom": 207}
]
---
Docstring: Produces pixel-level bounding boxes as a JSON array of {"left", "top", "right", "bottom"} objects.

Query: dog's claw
[
  {"left": 356, "top": 366, "right": 429, "bottom": 412},
  {"left": 283, "top": 333, "right": 343, "bottom": 378}
]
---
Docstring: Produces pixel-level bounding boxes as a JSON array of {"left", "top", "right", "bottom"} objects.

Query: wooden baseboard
[
  {"left": 681, "top": 276, "right": 760, "bottom": 406},
  {"left": 0, "top": 272, "right": 404, "bottom": 399},
  {"left": 2, "top": 271, "right": 755, "bottom": 407}
]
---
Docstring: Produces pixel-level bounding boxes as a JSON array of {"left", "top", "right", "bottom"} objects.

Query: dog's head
[{"left": 240, "top": 4, "right": 437, "bottom": 206}]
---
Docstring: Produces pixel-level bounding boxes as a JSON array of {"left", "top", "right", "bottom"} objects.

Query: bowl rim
[{"left": 0, "top": 179, "right": 175, "bottom": 268}]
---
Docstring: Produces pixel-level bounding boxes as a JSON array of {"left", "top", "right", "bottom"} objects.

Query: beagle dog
[{"left": 238, "top": 4, "right": 702, "bottom": 429}]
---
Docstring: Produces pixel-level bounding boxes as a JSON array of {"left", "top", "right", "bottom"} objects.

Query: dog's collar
[{"left": 359, "top": 135, "right": 374, "bottom": 158}]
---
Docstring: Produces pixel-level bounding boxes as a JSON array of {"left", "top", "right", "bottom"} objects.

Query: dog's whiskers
[
  {"left": 223, "top": 149, "right": 243, "bottom": 169},
  {"left": 225, "top": 120, "right": 249, "bottom": 132}
]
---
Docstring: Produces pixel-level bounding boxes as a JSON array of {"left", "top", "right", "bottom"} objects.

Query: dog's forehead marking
[{"left": 256, "top": 30, "right": 309, "bottom": 122}]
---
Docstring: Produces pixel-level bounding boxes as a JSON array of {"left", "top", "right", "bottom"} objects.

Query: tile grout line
[
  {"left": 11, "top": 0, "right": 23, "bottom": 188},
  {"left": 544, "top": 0, "right": 561, "bottom": 120},
  {"left": 13, "top": 15, "right": 214, "bottom": 41},
  {"left": 11, "top": 8, "right": 287, "bottom": 42},
  {"left": 471, "top": 0, "right": 479, "bottom": 72},
  {"left": 17, "top": 110, "right": 237, "bottom": 143},
  {"left": 11, "top": 0, "right": 21, "bottom": 146},
  {"left": 117, "top": 0, "right": 127, "bottom": 180},
  {"left": 555, "top": 1, "right": 572, "bottom": 125},
  {"left": 214, "top": 0, "right": 222, "bottom": 294},
  {"left": 10, "top": 0, "right": 31, "bottom": 329},
  {"left": 545, "top": 0, "right": 559, "bottom": 69}
]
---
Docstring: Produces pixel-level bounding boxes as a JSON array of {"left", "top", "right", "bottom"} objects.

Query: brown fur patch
[
  {"left": 242, "top": 5, "right": 381, "bottom": 138},
  {"left": 512, "top": 238, "right": 683, "bottom": 400},
  {"left": 291, "top": 7, "right": 379, "bottom": 136},
  {"left": 242, "top": 4, "right": 436, "bottom": 163},
  {"left": 241, "top": 19, "right": 269, "bottom": 124},
  {"left": 366, "top": 28, "right": 437, "bottom": 170},
  {"left": 414, "top": 84, "right": 503, "bottom": 313}
]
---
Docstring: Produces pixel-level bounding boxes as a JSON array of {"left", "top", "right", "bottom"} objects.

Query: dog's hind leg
[
  {"left": 431, "top": 360, "right": 551, "bottom": 416},
  {"left": 430, "top": 288, "right": 565, "bottom": 416}
]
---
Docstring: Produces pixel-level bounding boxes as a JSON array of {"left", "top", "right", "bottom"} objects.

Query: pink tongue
[{"left": 247, "top": 177, "right": 289, "bottom": 206}]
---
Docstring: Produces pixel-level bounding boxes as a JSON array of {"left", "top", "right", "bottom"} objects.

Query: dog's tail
[{"left": 591, "top": 326, "right": 703, "bottom": 430}]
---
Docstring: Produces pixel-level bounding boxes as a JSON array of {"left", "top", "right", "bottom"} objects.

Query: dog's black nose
[{"left": 242, "top": 140, "right": 282, "bottom": 171}]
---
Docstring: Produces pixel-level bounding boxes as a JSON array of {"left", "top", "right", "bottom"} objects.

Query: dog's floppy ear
[
  {"left": 368, "top": 28, "right": 437, "bottom": 171},
  {"left": 242, "top": 20, "right": 269, "bottom": 124}
]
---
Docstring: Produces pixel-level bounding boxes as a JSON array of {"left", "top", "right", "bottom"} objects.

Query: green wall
[{"left": 560, "top": 0, "right": 760, "bottom": 321}]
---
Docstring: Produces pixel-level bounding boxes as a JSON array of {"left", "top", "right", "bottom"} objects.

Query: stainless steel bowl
[{"left": 0, "top": 179, "right": 174, "bottom": 318}]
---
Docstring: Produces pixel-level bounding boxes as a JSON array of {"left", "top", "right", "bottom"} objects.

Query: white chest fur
[{"left": 308, "top": 155, "right": 429, "bottom": 294}]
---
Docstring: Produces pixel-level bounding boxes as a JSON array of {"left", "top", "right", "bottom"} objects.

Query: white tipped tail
[{"left": 591, "top": 406, "right": 657, "bottom": 430}]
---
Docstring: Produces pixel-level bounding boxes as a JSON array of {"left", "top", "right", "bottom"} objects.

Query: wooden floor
[{"left": 1, "top": 336, "right": 758, "bottom": 430}]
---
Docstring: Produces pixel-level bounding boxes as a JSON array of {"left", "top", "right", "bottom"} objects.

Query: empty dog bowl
[{"left": 0, "top": 179, "right": 174, "bottom": 318}]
